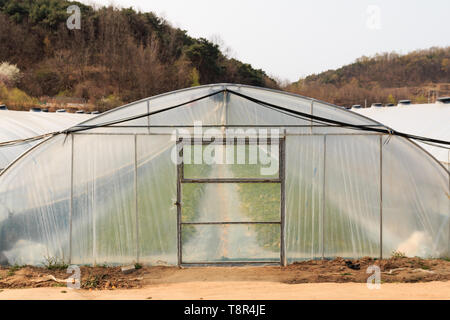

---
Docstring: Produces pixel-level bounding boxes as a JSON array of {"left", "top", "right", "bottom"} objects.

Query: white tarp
[
  {"left": 0, "top": 110, "right": 92, "bottom": 170},
  {"left": 353, "top": 103, "right": 450, "bottom": 165}
]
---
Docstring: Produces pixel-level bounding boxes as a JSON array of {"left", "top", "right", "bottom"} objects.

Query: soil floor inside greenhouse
[{"left": 0, "top": 257, "right": 449, "bottom": 299}]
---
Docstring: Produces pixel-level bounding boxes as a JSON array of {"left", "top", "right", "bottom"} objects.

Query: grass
[
  {"left": 82, "top": 275, "right": 103, "bottom": 289},
  {"left": 6, "top": 263, "right": 24, "bottom": 277},
  {"left": 0, "top": 84, "right": 40, "bottom": 109},
  {"left": 391, "top": 250, "right": 406, "bottom": 258},
  {"left": 52, "top": 282, "right": 66, "bottom": 287},
  {"left": 42, "top": 256, "right": 69, "bottom": 270}
]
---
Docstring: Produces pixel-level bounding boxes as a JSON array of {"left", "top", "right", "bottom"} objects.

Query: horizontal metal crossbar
[
  {"left": 181, "top": 221, "right": 281, "bottom": 225},
  {"left": 181, "top": 178, "right": 281, "bottom": 183},
  {"left": 85, "top": 124, "right": 386, "bottom": 128},
  {"left": 181, "top": 261, "right": 281, "bottom": 265},
  {"left": 178, "top": 137, "right": 283, "bottom": 145}
]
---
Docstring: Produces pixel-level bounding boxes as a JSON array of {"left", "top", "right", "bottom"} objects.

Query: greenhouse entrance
[{"left": 176, "top": 137, "right": 286, "bottom": 266}]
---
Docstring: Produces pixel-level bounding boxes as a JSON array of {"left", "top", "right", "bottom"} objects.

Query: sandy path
[{"left": 0, "top": 281, "right": 449, "bottom": 300}]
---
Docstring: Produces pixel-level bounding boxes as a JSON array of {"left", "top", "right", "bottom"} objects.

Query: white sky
[{"left": 80, "top": 0, "right": 450, "bottom": 82}]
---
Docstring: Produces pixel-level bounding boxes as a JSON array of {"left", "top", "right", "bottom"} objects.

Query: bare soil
[{"left": 0, "top": 257, "right": 449, "bottom": 291}]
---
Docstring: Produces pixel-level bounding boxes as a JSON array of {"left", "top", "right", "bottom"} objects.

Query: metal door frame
[{"left": 176, "top": 137, "right": 286, "bottom": 266}]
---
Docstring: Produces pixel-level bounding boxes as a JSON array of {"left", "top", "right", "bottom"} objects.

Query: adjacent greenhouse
[
  {"left": 0, "top": 84, "right": 448, "bottom": 266},
  {"left": 0, "top": 110, "right": 92, "bottom": 171},
  {"left": 353, "top": 103, "right": 450, "bottom": 167}
]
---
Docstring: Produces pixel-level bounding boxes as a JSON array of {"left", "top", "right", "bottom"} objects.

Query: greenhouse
[
  {"left": 0, "top": 84, "right": 448, "bottom": 266},
  {"left": 353, "top": 102, "right": 450, "bottom": 167},
  {"left": 0, "top": 110, "right": 92, "bottom": 171}
]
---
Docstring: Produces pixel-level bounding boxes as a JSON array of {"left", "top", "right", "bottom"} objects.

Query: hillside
[
  {"left": 285, "top": 47, "right": 450, "bottom": 107},
  {"left": 0, "top": 1, "right": 448, "bottom": 112},
  {"left": 0, "top": 0, "right": 277, "bottom": 111}
]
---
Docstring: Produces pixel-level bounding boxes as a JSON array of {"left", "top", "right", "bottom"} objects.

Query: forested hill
[
  {"left": 1, "top": 0, "right": 448, "bottom": 111},
  {"left": 0, "top": 0, "right": 277, "bottom": 110},
  {"left": 285, "top": 47, "right": 450, "bottom": 107}
]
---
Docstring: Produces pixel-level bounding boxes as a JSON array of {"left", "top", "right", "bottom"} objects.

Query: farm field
[{"left": 0, "top": 257, "right": 449, "bottom": 300}]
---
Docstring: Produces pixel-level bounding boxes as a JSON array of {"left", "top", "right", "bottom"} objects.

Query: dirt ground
[{"left": 0, "top": 257, "right": 449, "bottom": 299}]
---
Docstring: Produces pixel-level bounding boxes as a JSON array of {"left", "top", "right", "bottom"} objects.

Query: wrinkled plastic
[
  {"left": 0, "top": 110, "right": 91, "bottom": 170},
  {"left": 0, "top": 84, "right": 448, "bottom": 266}
]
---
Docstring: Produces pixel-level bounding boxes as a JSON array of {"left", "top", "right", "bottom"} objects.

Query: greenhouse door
[{"left": 176, "top": 137, "right": 286, "bottom": 266}]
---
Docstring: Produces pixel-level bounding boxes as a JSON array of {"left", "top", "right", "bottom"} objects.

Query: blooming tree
[{"left": 0, "top": 62, "right": 22, "bottom": 87}]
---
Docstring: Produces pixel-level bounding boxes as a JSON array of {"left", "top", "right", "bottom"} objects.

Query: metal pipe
[
  {"left": 72, "top": 132, "right": 383, "bottom": 137},
  {"left": 177, "top": 137, "right": 281, "bottom": 145},
  {"left": 280, "top": 136, "right": 286, "bottom": 266},
  {"left": 75, "top": 124, "right": 385, "bottom": 128},
  {"left": 181, "top": 261, "right": 281, "bottom": 265},
  {"left": 69, "top": 133, "right": 74, "bottom": 264},
  {"left": 181, "top": 221, "right": 281, "bottom": 225},
  {"left": 380, "top": 135, "right": 383, "bottom": 260},
  {"left": 134, "top": 134, "right": 139, "bottom": 263},
  {"left": 322, "top": 135, "right": 327, "bottom": 260},
  {"left": 181, "top": 178, "right": 282, "bottom": 184},
  {"left": 176, "top": 138, "right": 183, "bottom": 267}
]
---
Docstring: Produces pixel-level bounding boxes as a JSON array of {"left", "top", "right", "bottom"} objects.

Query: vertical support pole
[
  {"left": 322, "top": 135, "right": 327, "bottom": 260},
  {"left": 134, "top": 134, "right": 139, "bottom": 263},
  {"left": 176, "top": 137, "right": 183, "bottom": 267},
  {"left": 310, "top": 100, "right": 314, "bottom": 134},
  {"left": 223, "top": 87, "right": 227, "bottom": 127},
  {"left": 92, "top": 182, "right": 96, "bottom": 266},
  {"left": 69, "top": 133, "right": 74, "bottom": 264},
  {"left": 92, "top": 142, "right": 96, "bottom": 266},
  {"left": 280, "top": 136, "right": 286, "bottom": 266},
  {"left": 379, "top": 135, "right": 383, "bottom": 260}
]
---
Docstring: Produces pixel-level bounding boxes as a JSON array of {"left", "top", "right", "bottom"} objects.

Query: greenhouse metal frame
[
  {"left": 176, "top": 137, "right": 286, "bottom": 266},
  {"left": 0, "top": 84, "right": 448, "bottom": 266}
]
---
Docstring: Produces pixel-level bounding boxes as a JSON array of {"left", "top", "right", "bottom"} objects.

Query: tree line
[
  {"left": 0, "top": 0, "right": 448, "bottom": 111},
  {"left": 284, "top": 47, "right": 450, "bottom": 107},
  {"left": 0, "top": 0, "right": 277, "bottom": 110}
]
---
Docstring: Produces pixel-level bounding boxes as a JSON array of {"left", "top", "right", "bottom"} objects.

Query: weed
[
  {"left": 134, "top": 263, "right": 143, "bottom": 270},
  {"left": 52, "top": 282, "right": 66, "bottom": 287},
  {"left": 391, "top": 250, "right": 406, "bottom": 258},
  {"left": 7, "top": 263, "right": 23, "bottom": 276},
  {"left": 83, "top": 274, "right": 105, "bottom": 289},
  {"left": 42, "top": 256, "right": 68, "bottom": 270}
]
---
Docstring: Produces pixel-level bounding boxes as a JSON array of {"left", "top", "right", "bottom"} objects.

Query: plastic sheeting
[
  {"left": 353, "top": 103, "right": 450, "bottom": 166},
  {"left": 0, "top": 84, "right": 448, "bottom": 266},
  {"left": 0, "top": 110, "right": 92, "bottom": 170}
]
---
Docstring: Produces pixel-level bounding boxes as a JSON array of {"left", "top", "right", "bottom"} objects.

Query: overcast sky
[{"left": 80, "top": 0, "right": 450, "bottom": 82}]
